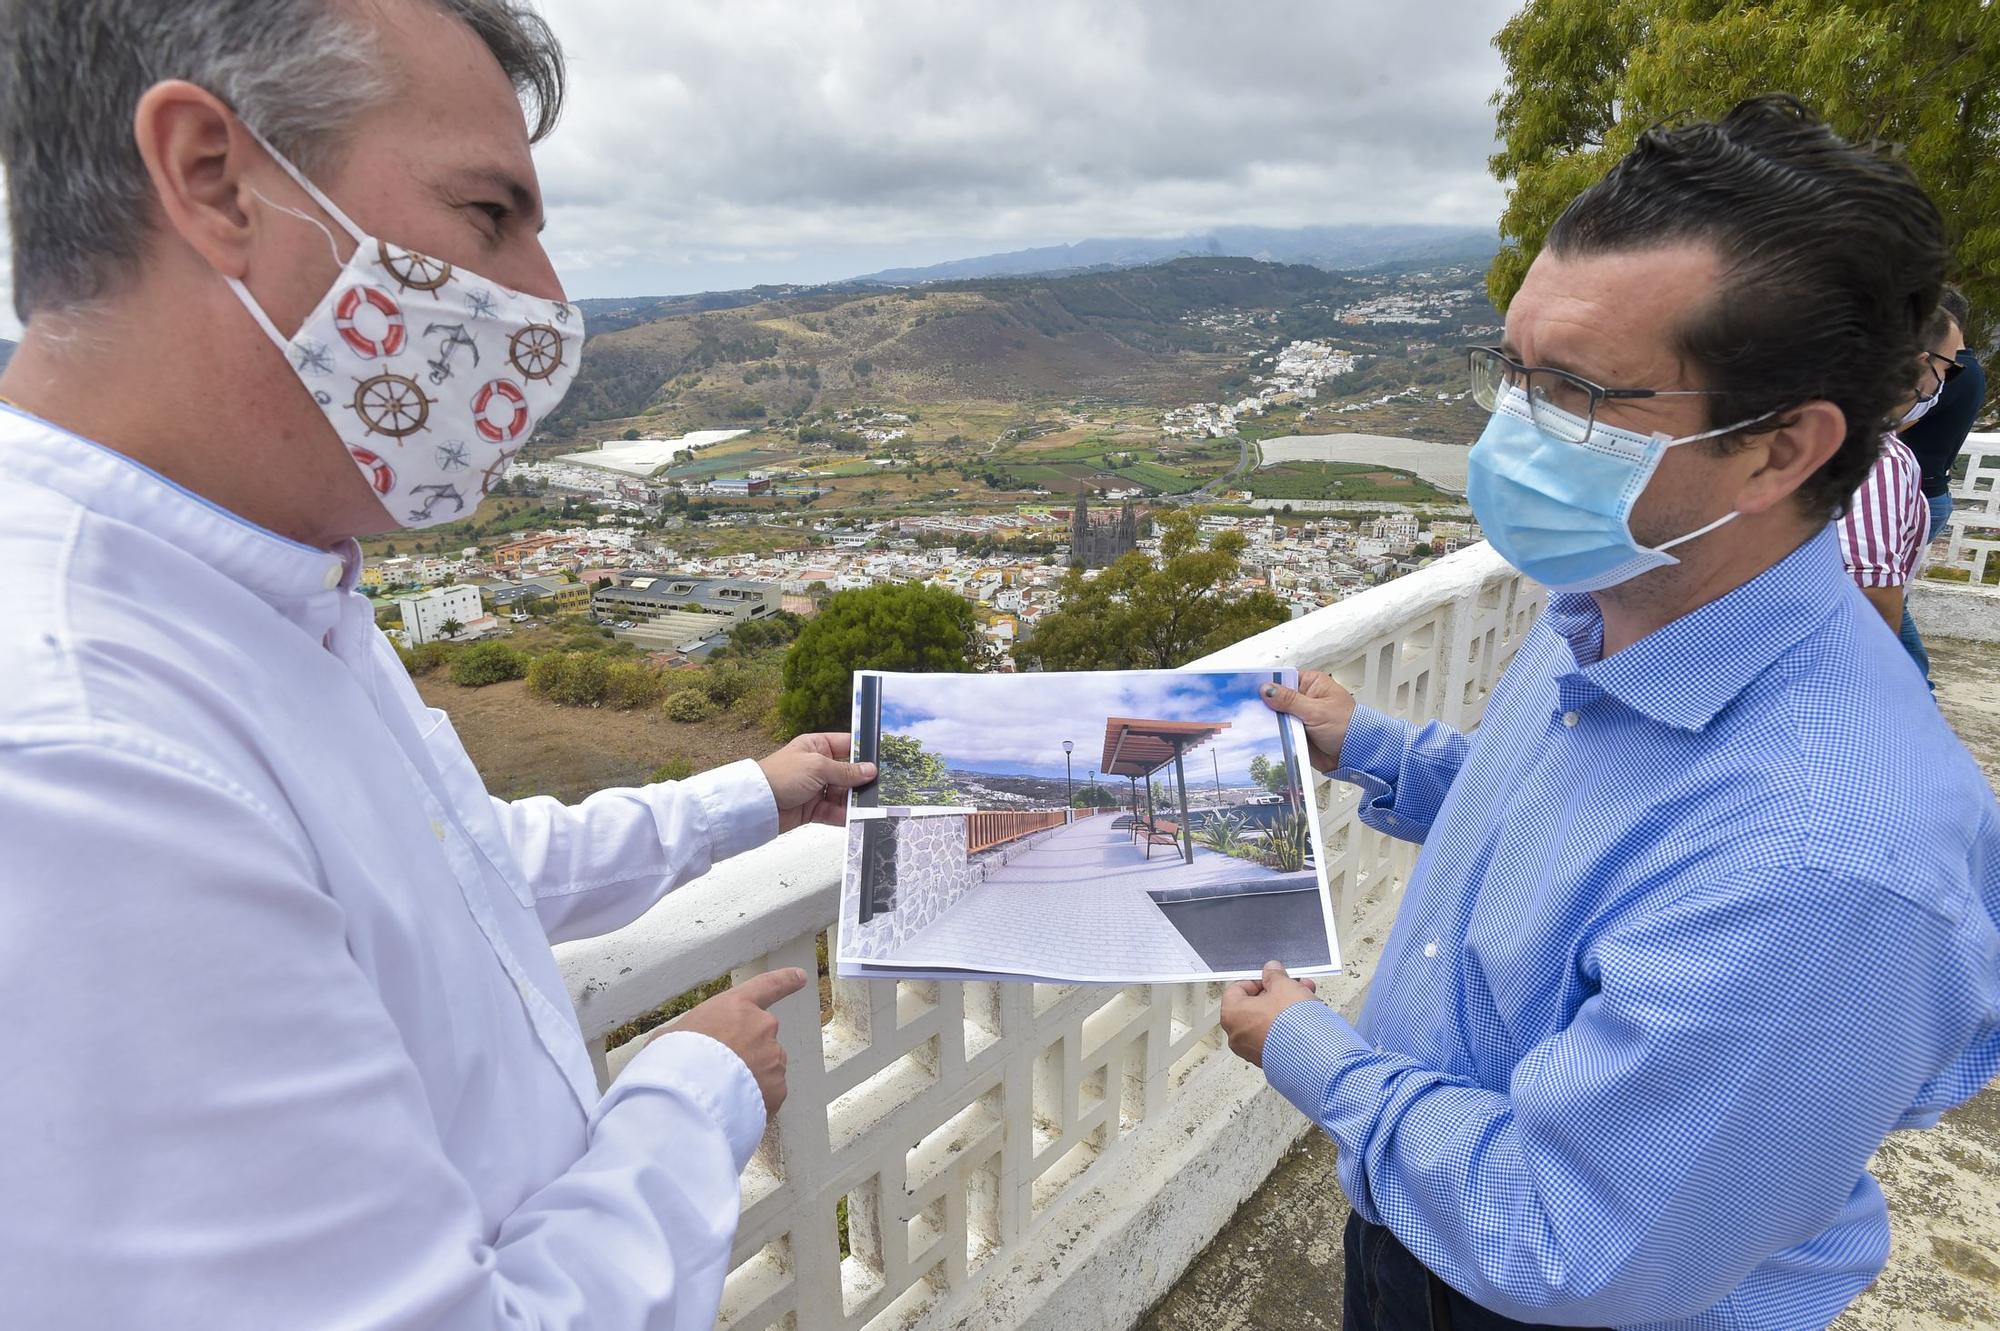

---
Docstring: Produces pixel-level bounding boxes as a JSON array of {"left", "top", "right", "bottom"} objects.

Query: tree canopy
[
  {"left": 1488, "top": 0, "right": 2000, "bottom": 347},
  {"left": 1014, "top": 510, "right": 1287, "bottom": 671},
  {"left": 1247, "top": 754, "right": 1289, "bottom": 797},
  {"left": 778, "top": 582, "right": 979, "bottom": 735},
  {"left": 877, "top": 733, "right": 962, "bottom": 805}
]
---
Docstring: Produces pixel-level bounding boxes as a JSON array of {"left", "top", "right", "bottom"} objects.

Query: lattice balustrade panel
[
  {"left": 709, "top": 941, "right": 1191, "bottom": 1331},
  {"left": 1937, "top": 441, "right": 2000, "bottom": 585}
]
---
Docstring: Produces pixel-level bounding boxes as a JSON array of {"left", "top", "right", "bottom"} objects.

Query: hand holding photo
[{"left": 838, "top": 668, "right": 1341, "bottom": 984}]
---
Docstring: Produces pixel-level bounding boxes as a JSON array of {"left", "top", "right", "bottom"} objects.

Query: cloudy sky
[
  {"left": 877, "top": 668, "right": 1300, "bottom": 786},
  {"left": 0, "top": 1, "right": 1513, "bottom": 338}
]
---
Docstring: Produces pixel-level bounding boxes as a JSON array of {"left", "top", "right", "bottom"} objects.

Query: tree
[
  {"left": 1246, "top": 754, "right": 1290, "bottom": 797},
  {"left": 877, "top": 733, "right": 962, "bottom": 805},
  {"left": 1487, "top": 1, "right": 2000, "bottom": 348},
  {"left": 438, "top": 617, "right": 464, "bottom": 641},
  {"left": 1013, "top": 510, "right": 1288, "bottom": 671},
  {"left": 778, "top": 583, "right": 979, "bottom": 735}
]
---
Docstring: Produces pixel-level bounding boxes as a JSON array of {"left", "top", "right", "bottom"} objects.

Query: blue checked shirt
[{"left": 1264, "top": 527, "right": 2000, "bottom": 1331}]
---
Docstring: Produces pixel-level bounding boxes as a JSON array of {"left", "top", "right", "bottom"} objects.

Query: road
[{"left": 1172, "top": 434, "right": 1256, "bottom": 505}]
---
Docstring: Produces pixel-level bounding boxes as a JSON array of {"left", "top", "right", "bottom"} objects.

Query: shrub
[
  {"left": 449, "top": 642, "right": 527, "bottom": 688},
  {"left": 402, "top": 640, "right": 456, "bottom": 676},
  {"left": 648, "top": 757, "right": 696, "bottom": 783},
  {"left": 663, "top": 689, "right": 719, "bottom": 722},
  {"left": 700, "top": 661, "right": 756, "bottom": 707},
  {"left": 604, "top": 660, "right": 667, "bottom": 710},
  {"left": 527, "top": 651, "right": 612, "bottom": 706}
]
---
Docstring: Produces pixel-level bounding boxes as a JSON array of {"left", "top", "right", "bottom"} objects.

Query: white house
[{"left": 400, "top": 584, "right": 486, "bottom": 645}]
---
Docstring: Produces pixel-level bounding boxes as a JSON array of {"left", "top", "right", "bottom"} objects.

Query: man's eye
[{"left": 474, "top": 203, "right": 509, "bottom": 228}]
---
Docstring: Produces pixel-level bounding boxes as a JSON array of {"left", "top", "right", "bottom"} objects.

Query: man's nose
[{"left": 512, "top": 238, "right": 567, "bottom": 305}]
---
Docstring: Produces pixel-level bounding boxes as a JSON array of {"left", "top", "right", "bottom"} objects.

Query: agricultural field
[{"left": 1241, "top": 460, "right": 1452, "bottom": 503}]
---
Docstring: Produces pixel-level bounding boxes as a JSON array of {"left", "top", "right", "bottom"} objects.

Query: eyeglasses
[
  {"left": 1467, "top": 346, "right": 1730, "bottom": 446},
  {"left": 1920, "top": 350, "right": 1966, "bottom": 394}
]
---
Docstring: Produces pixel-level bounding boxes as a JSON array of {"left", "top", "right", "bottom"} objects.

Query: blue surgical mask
[{"left": 1466, "top": 387, "right": 1760, "bottom": 593}]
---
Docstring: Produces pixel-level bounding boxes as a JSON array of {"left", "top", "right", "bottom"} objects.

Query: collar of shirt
[
  {"left": 1542, "top": 525, "right": 1845, "bottom": 732},
  {"left": 0, "top": 404, "right": 361, "bottom": 641}
]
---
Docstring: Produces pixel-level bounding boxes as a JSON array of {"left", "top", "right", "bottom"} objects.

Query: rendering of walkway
[{"left": 890, "top": 815, "right": 1293, "bottom": 980}]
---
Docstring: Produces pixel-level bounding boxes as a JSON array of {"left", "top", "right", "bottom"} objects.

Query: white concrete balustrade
[
  {"left": 1912, "top": 435, "right": 2000, "bottom": 642},
  {"left": 555, "top": 541, "right": 1544, "bottom": 1331}
]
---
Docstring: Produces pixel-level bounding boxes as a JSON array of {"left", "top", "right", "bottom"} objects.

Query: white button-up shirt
[{"left": 0, "top": 407, "right": 778, "bottom": 1329}]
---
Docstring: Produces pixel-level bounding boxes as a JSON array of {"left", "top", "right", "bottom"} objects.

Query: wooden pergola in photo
[{"left": 1100, "top": 717, "right": 1229, "bottom": 865}]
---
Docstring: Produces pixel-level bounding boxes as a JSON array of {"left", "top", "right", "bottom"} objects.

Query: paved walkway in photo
[{"left": 889, "top": 816, "right": 1290, "bottom": 980}]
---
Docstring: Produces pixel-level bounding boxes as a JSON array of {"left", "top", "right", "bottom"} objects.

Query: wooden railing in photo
[
  {"left": 556, "top": 541, "right": 1546, "bottom": 1331},
  {"left": 964, "top": 809, "right": 1069, "bottom": 855}
]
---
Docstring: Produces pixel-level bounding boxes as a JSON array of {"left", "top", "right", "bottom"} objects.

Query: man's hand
[
  {"left": 758, "top": 733, "right": 877, "bottom": 833},
  {"left": 1220, "top": 961, "right": 1319, "bottom": 1069},
  {"left": 651, "top": 967, "right": 808, "bottom": 1116},
  {"left": 1260, "top": 670, "right": 1357, "bottom": 773}
]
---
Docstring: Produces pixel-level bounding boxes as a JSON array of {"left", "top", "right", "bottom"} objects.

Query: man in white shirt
[{"left": 0, "top": 3, "right": 873, "bottom": 1327}]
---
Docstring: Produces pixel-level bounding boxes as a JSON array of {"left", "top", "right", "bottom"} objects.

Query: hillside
[
  {"left": 547, "top": 257, "right": 1379, "bottom": 437},
  {"left": 0, "top": 339, "right": 14, "bottom": 373}
]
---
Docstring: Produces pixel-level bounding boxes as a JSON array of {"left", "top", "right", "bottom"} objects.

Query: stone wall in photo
[{"left": 843, "top": 814, "right": 986, "bottom": 960}]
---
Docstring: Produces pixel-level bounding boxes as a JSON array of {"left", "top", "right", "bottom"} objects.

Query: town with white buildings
[
  {"left": 367, "top": 452, "right": 1480, "bottom": 664},
  {"left": 1163, "top": 338, "right": 1360, "bottom": 438}
]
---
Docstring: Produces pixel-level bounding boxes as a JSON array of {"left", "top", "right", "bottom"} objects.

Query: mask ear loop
[
  {"left": 248, "top": 188, "right": 346, "bottom": 269},
  {"left": 236, "top": 121, "right": 369, "bottom": 245}
]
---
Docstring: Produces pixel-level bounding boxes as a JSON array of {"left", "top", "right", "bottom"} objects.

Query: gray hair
[{"left": 0, "top": 0, "right": 565, "bottom": 321}]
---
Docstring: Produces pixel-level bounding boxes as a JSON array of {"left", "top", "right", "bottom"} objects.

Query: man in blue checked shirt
[{"left": 1222, "top": 96, "right": 2000, "bottom": 1331}]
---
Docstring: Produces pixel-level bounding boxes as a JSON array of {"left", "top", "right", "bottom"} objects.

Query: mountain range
[
  {"left": 0, "top": 338, "right": 14, "bottom": 372},
  {"left": 849, "top": 224, "right": 1498, "bottom": 286}
]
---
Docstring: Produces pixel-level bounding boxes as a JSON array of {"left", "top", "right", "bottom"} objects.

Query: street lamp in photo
[{"left": 1062, "top": 739, "right": 1075, "bottom": 814}]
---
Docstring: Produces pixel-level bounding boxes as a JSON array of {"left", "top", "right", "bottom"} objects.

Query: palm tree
[{"left": 438, "top": 617, "right": 464, "bottom": 641}]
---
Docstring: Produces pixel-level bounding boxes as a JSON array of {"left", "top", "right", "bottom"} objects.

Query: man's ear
[
  {"left": 130, "top": 80, "right": 259, "bottom": 280},
  {"left": 1733, "top": 399, "right": 1847, "bottom": 515}
]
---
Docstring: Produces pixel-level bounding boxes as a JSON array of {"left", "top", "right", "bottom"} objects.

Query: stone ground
[{"left": 1141, "top": 637, "right": 2000, "bottom": 1331}]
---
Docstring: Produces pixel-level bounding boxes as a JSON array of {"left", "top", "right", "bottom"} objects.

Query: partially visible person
[
  {"left": 1836, "top": 303, "right": 1962, "bottom": 678},
  {"left": 1225, "top": 96, "right": 1999, "bottom": 1331},
  {"left": 0, "top": 3, "right": 875, "bottom": 1329},
  {"left": 1901, "top": 283, "right": 1985, "bottom": 558}
]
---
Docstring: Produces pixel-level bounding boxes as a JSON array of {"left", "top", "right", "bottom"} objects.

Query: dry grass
[{"left": 416, "top": 675, "right": 774, "bottom": 804}]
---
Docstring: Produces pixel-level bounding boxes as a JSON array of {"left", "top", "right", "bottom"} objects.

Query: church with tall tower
[{"left": 1067, "top": 493, "right": 1143, "bottom": 569}]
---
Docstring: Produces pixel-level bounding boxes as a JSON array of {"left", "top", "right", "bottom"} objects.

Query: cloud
[
  {"left": 531, "top": 0, "right": 1510, "bottom": 297},
  {"left": 877, "top": 668, "right": 1298, "bottom": 784},
  {"left": 0, "top": 1, "right": 1511, "bottom": 337}
]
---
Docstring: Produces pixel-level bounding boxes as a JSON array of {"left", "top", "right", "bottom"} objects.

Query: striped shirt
[
  {"left": 1836, "top": 433, "right": 1929, "bottom": 587},
  {"left": 1262, "top": 526, "right": 2000, "bottom": 1330}
]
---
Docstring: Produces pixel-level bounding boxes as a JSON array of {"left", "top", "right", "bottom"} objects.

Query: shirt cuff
[
  {"left": 677, "top": 758, "right": 779, "bottom": 864},
  {"left": 1333, "top": 704, "right": 1416, "bottom": 780},
  {"left": 1263, "top": 999, "right": 1371, "bottom": 1118},
  {"left": 608, "top": 1030, "right": 767, "bottom": 1173}
]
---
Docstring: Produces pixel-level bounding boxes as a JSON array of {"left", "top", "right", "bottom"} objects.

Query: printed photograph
[{"left": 838, "top": 668, "right": 1339, "bottom": 983}]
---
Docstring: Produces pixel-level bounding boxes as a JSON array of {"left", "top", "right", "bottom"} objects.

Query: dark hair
[
  {"left": 0, "top": 0, "right": 564, "bottom": 321},
  {"left": 1923, "top": 303, "right": 1955, "bottom": 347},
  {"left": 1547, "top": 94, "right": 1947, "bottom": 519},
  {"left": 1939, "top": 284, "right": 1970, "bottom": 335}
]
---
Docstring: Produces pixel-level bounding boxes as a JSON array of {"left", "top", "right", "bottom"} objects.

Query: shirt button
[
  {"left": 431, "top": 820, "right": 447, "bottom": 841},
  {"left": 1423, "top": 941, "right": 1438, "bottom": 958},
  {"left": 322, "top": 562, "right": 343, "bottom": 591},
  {"left": 1562, "top": 710, "right": 1579, "bottom": 728}
]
